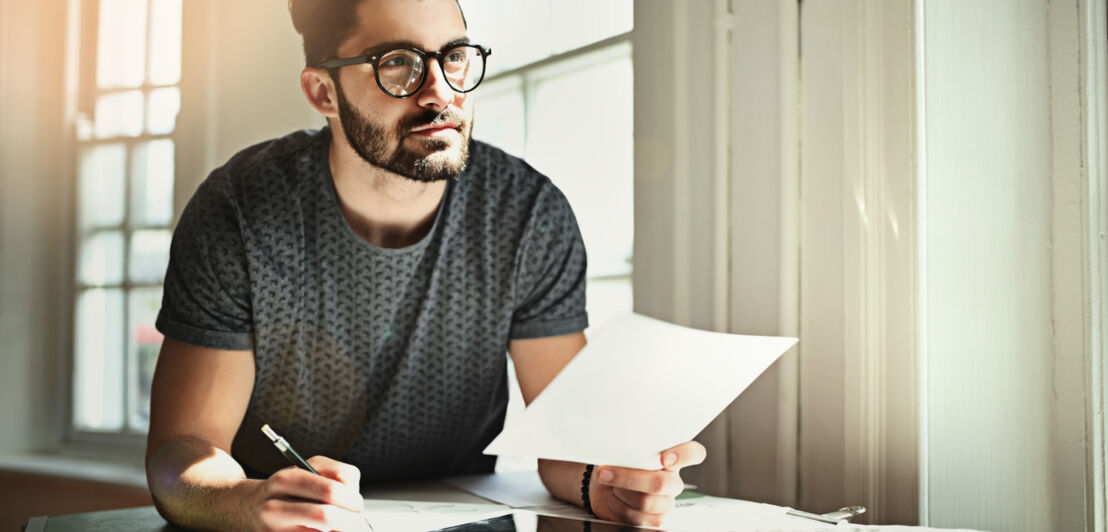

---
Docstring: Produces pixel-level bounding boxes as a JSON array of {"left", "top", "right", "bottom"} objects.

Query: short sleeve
[
  {"left": 155, "top": 175, "right": 255, "bottom": 350},
  {"left": 509, "top": 183, "right": 589, "bottom": 339}
]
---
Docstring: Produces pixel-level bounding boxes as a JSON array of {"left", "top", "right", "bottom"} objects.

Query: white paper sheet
[
  {"left": 361, "top": 499, "right": 511, "bottom": 532},
  {"left": 444, "top": 471, "right": 560, "bottom": 508},
  {"left": 484, "top": 312, "right": 798, "bottom": 470}
]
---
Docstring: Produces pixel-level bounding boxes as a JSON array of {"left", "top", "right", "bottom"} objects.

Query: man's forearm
[
  {"left": 146, "top": 436, "right": 260, "bottom": 531},
  {"left": 537, "top": 458, "right": 589, "bottom": 509}
]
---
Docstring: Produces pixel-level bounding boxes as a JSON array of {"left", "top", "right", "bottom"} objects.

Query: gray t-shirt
[{"left": 156, "top": 127, "right": 588, "bottom": 482}]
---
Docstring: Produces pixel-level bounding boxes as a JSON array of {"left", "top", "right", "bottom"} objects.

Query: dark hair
[{"left": 289, "top": 0, "right": 467, "bottom": 67}]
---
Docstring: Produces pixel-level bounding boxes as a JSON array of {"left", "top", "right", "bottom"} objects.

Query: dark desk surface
[
  {"left": 24, "top": 479, "right": 497, "bottom": 532},
  {"left": 25, "top": 506, "right": 178, "bottom": 532}
]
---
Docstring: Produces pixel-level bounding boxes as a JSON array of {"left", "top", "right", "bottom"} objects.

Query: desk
[
  {"left": 23, "top": 473, "right": 978, "bottom": 531},
  {"left": 22, "top": 479, "right": 496, "bottom": 532}
]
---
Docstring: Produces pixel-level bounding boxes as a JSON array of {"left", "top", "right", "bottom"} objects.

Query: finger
[
  {"left": 611, "top": 487, "right": 676, "bottom": 515},
  {"left": 660, "top": 440, "right": 707, "bottom": 471},
  {"left": 604, "top": 491, "right": 666, "bottom": 528},
  {"left": 258, "top": 499, "right": 367, "bottom": 531},
  {"left": 265, "top": 467, "right": 366, "bottom": 513},
  {"left": 307, "top": 455, "right": 363, "bottom": 487},
  {"left": 594, "top": 467, "right": 684, "bottom": 497}
]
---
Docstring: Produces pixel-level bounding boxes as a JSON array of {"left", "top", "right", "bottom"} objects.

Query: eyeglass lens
[{"left": 377, "top": 46, "right": 485, "bottom": 97}]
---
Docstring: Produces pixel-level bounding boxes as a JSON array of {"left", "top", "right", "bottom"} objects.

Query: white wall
[
  {"left": 0, "top": 0, "right": 70, "bottom": 455},
  {"left": 798, "top": 1, "right": 919, "bottom": 523},
  {"left": 632, "top": 0, "right": 739, "bottom": 499},
  {"left": 638, "top": 2, "right": 1097, "bottom": 530},
  {"left": 177, "top": 0, "right": 320, "bottom": 209},
  {"left": 729, "top": 0, "right": 799, "bottom": 508},
  {"left": 920, "top": 2, "right": 1054, "bottom": 530},
  {"left": 1048, "top": 1, "right": 1106, "bottom": 529}
]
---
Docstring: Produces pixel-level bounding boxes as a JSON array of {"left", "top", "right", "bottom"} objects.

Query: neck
[{"left": 328, "top": 133, "right": 448, "bottom": 249}]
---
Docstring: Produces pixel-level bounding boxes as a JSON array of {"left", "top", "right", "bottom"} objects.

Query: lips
[{"left": 409, "top": 122, "right": 460, "bottom": 136}]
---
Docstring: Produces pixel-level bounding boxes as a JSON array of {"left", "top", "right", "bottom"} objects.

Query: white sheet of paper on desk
[
  {"left": 484, "top": 312, "right": 797, "bottom": 470},
  {"left": 445, "top": 471, "right": 560, "bottom": 508},
  {"left": 361, "top": 499, "right": 511, "bottom": 532}
]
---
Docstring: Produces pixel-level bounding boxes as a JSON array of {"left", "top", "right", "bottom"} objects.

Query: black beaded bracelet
[{"left": 581, "top": 463, "right": 597, "bottom": 517}]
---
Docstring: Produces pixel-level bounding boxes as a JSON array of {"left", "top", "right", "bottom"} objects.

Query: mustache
[{"left": 398, "top": 108, "right": 466, "bottom": 133}]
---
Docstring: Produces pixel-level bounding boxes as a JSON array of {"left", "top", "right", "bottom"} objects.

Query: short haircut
[{"left": 289, "top": 0, "right": 468, "bottom": 67}]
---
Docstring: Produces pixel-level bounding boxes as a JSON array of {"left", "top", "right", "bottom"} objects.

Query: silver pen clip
[{"left": 786, "top": 505, "right": 866, "bottom": 524}]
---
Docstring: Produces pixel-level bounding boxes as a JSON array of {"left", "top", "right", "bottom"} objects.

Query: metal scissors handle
[{"left": 786, "top": 505, "right": 867, "bottom": 524}]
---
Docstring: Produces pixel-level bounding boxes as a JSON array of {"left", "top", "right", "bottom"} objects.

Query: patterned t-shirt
[{"left": 155, "top": 127, "right": 588, "bottom": 482}]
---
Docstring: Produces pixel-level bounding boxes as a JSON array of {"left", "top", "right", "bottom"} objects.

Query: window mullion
[{"left": 521, "top": 73, "right": 534, "bottom": 160}]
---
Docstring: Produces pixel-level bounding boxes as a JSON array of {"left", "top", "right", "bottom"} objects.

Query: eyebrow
[{"left": 357, "top": 36, "right": 472, "bottom": 57}]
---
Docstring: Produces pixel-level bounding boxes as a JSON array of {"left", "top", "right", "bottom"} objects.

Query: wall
[
  {"left": 631, "top": 0, "right": 737, "bottom": 498},
  {"left": 0, "top": 0, "right": 68, "bottom": 456},
  {"left": 729, "top": 0, "right": 799, "bottom": 508},
  {"left": 798, "top": 0, "right": 918, "bottom": 523},
  {"left": 921, "top": 1, "right": 1054, "bottom": 530},
  {"left": 177, "top": 0, "right": 320, "bottom": 210},
  {"left": 645, "top": 1, "right": 1090, "bottom": 529},
  {"left": 1049, "top": 1, "right": 1107, "bottom": 530}
]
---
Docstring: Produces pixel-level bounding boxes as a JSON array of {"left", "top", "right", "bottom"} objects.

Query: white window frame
[
  {"left": 64, "top": 0, "right": 181, "bottom": 448},
  {"left": 479, "top": 31, "right": 635, "bottom": 321}
]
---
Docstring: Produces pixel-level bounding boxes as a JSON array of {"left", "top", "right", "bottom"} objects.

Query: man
[{"left": 145, "top": 0, "right": 705, "bottom": 529}]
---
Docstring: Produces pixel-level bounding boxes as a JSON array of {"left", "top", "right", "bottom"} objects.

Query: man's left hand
[{"left": 590, "top": 441, "right": 707, "bottom": 527}]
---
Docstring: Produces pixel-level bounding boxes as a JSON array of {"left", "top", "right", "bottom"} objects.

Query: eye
[
  {"left": 445, "top": 49, "right": 467, "bottom": 63},
  {"left": 379, "top": 53, "right": 415, "bottom": 69}
]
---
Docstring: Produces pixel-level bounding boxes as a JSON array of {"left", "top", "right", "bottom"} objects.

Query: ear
[{"left": 300, "top": 67, "right": 340, "bottom": 118}]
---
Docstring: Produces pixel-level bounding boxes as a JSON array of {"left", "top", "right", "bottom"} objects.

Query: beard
[{"left": 333, "top": 76, "right": 472, "bottom": 183}]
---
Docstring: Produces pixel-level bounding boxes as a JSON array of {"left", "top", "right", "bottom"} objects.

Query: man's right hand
[
  {"left": 146, "top": 339, "right": 370, "bottom": 531},
  {"left": 242, "top": 455, "right": 368, "bottom": 531}
]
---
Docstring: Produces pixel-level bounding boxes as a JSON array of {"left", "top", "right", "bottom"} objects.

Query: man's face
[{"left": 331, "top": 0, "right": 474, "bottom": 182}]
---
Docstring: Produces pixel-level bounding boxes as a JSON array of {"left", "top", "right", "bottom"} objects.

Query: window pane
[
  {"left": 148, "top": 0, "right": 182, "bottom": 85},
  {"left": 74, "top": 288, "right": 125, "bottom": 431},
  {"left": 460, "top": 0, "right": 632, "bottom": 76},
  {"left": 460, "top": 0, "right": 551, "bottom": 75},
  {"left": 96, "top": 0, "right": 148, "bottom": 89},
  {"left": 475, "top": 79, "right": 525, "bottom": 157},
  {"left": 78, "top": 144, "right": 126, "bottom": 229},
  {"left": 526, "top": 53, "right": 634, "bottom": 278},
  {"left": 79, "top": 231, "right": 125, "bottom": 286},
  {"left": 129, "top": 229, "right": 171, "bottom": 283},
  {"left": 95, "top": 90, "right": 144, "bottom": 138},
  {"left": 147, "top": 87, "right": 180, "bottom": 134},
  {"left": 128, "top": 287, "right": 163, "bottom": 430},
  {"left": 549, "top": 0, "right": 632, "bottom": 54},
  {"left": 76, "top": 114, "right": 95, "bottom": 141},
  {"left": 132, "top": 139, "right": 174, "bottom": 226}
]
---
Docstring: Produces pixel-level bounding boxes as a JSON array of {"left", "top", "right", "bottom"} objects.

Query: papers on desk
[
  {"left": 445, "top": 471, "right": 561, "bottom": 509},
  {"left": 361, "top": 499, "right": 511, "bottom": 532},
  {"left": 437, "top": 471, "right": 986, "bottom": 531},
  {"left": 484, "top": 313, "right": 798, "bottom": 469},
  {"left": 446, "top": 472, "right": 795, "bottom": 530}
]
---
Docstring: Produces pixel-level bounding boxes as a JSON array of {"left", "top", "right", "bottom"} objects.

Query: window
[
  {"left": 460, "top": 0, "right": 635, "bottom": 327},
  {"left": 70, "top": 0, "right": 182, "bottom": 437}
]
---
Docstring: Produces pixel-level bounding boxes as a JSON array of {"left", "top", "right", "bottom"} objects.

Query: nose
[{"left": 416, "top": 57, "right": 456, "bottom": 111}]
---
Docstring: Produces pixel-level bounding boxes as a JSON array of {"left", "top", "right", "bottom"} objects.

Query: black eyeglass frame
[{"left": 318, "top": 43, "right": 493, "bottom": 99}]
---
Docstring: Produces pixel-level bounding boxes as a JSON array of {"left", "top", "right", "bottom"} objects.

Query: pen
[{"left": 261, "top": 424, "right": 374, "bottom": 531}]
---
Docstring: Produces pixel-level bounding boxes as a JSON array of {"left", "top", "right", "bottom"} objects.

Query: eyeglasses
[{"left": 319, "top": 43, "right": 492, "bottom": 99}]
